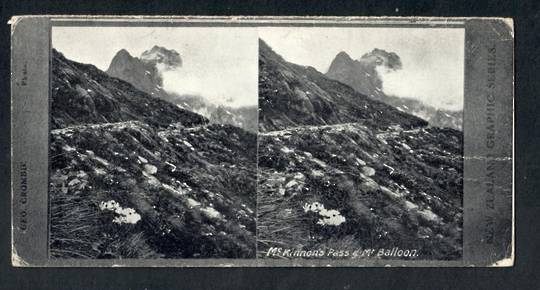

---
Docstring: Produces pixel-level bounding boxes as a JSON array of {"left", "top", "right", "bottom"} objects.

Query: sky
[
  {"left": 259, "top": 27, "right": 465, "bottom": 111},
  {"left": 52, "top": 26, "right": 464, "bottom": 111},
  {"left": 52, "top": 26, "right": 258, "bottom": 108}
]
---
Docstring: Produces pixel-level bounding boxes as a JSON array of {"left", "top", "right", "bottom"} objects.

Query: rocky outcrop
[{"left": 139, "top": 45, "right": 183, "bottom": 69}]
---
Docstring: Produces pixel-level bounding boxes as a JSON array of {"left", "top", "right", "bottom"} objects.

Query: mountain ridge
[
  {"left": 258, "top": 39, "right": 428, "bottom": 132},
  {"left": 52, "top": 49, "right": 207, "bottom": 129}
]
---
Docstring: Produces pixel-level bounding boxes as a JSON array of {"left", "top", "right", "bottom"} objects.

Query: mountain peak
[
  {"left": 106, "top": 48, "right": 165, "bottom": 98},
  {"left": 327, "top": 51, "right": 356, "bottom": 76},
  {"left": 117, "top": 48, "right": 131, "bottom": 55},
  {"left": 326, "top": 48, "right": 462, "bottom": 130},
  {"left": 107, "top": 49, "right": 137, "bottom": 73},
  {"left": 111, "top": 48, "right": 134, "bottom": 61},
  {"left": 140, "top": 45, "right": 182, "bottom": 69},
  {"left": 335, "top": 51, "right": 353, "bottom": 62}
]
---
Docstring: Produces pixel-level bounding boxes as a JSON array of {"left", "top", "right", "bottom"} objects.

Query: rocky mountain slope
[
  {"left": 50, "top": 50, "right": 256, "bottom": 259},
  {"left": 106, "top": 47, "right": 258, "bottom": 132},
  {"left": 257, "top": 40, "right": 463, "bottom": 260},
  {"left": 258, "top": 40, "right": 427, "bottom": 133},
  {"left": 326, "top": 50, "right": 463, "bottom": 130},
  {"left": 52, "top": 50, "right": 205, "bottom": 130}
]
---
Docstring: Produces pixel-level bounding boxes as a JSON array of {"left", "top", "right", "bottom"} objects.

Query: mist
[
  {"left": 160, "top": 59, "right": 257, "bottom": 108},
  {"left": 377, "top": 61, "right": 464, "bottom": 111}
]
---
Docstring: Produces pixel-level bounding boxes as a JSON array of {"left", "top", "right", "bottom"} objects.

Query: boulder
[
  {"left": 359, "top": 179, "right": 379, "bottom": 193},
  {"left": 361, "top": 166, "right": 376, "bottom": 177},
  {"left": 143, "top": 164, "right": 158, "bottom": 175}
]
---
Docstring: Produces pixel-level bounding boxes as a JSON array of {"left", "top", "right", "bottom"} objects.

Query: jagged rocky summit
[
  {"left": 106, "top": 46, "right": 181, "bottom": 99},
  {"left": 140, "top": 45, "right": 183, "bottom": 69}
]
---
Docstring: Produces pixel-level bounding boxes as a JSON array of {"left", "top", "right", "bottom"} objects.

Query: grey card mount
[{"left": 10, "top": 16, "right": 513, "bottom": 267}]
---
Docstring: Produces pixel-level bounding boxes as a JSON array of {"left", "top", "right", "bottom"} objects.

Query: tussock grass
[
  {"left": 49, "top": 184, "right": 101, "bottom": 258},
  {"left": 256, "top": 187, "right": 312, "bottom": 257},
  {"left": 49, "top": 172, "right": 159, "bottom": 259}
]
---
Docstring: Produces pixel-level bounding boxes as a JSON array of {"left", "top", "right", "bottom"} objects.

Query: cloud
[
  {"left": 160, "top": 64, "right": 257, "bottom": 108},
  {"left": 375, "top": 54, "right": 463, "bottom": 111}
]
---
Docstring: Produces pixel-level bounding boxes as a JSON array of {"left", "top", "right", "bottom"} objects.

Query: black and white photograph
[
  {"left": 257, "top": 27, "right": 465, "bottom": 260},
  {"left": 9, "top": 16, "right": 513, "bottom": 267},
  {"left": 48, "top": 26, "right": 259, "bottom": 259}
]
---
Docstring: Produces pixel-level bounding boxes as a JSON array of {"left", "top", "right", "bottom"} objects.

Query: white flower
[
  {"left": 303, "top": 202, "right": 346, "bottom": 226},
  {"left": 317, "top": 209, "right": 346, "bottom": 226},
  {"left": 99, "top": 199, "right": 141, "bottom": 224}
]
